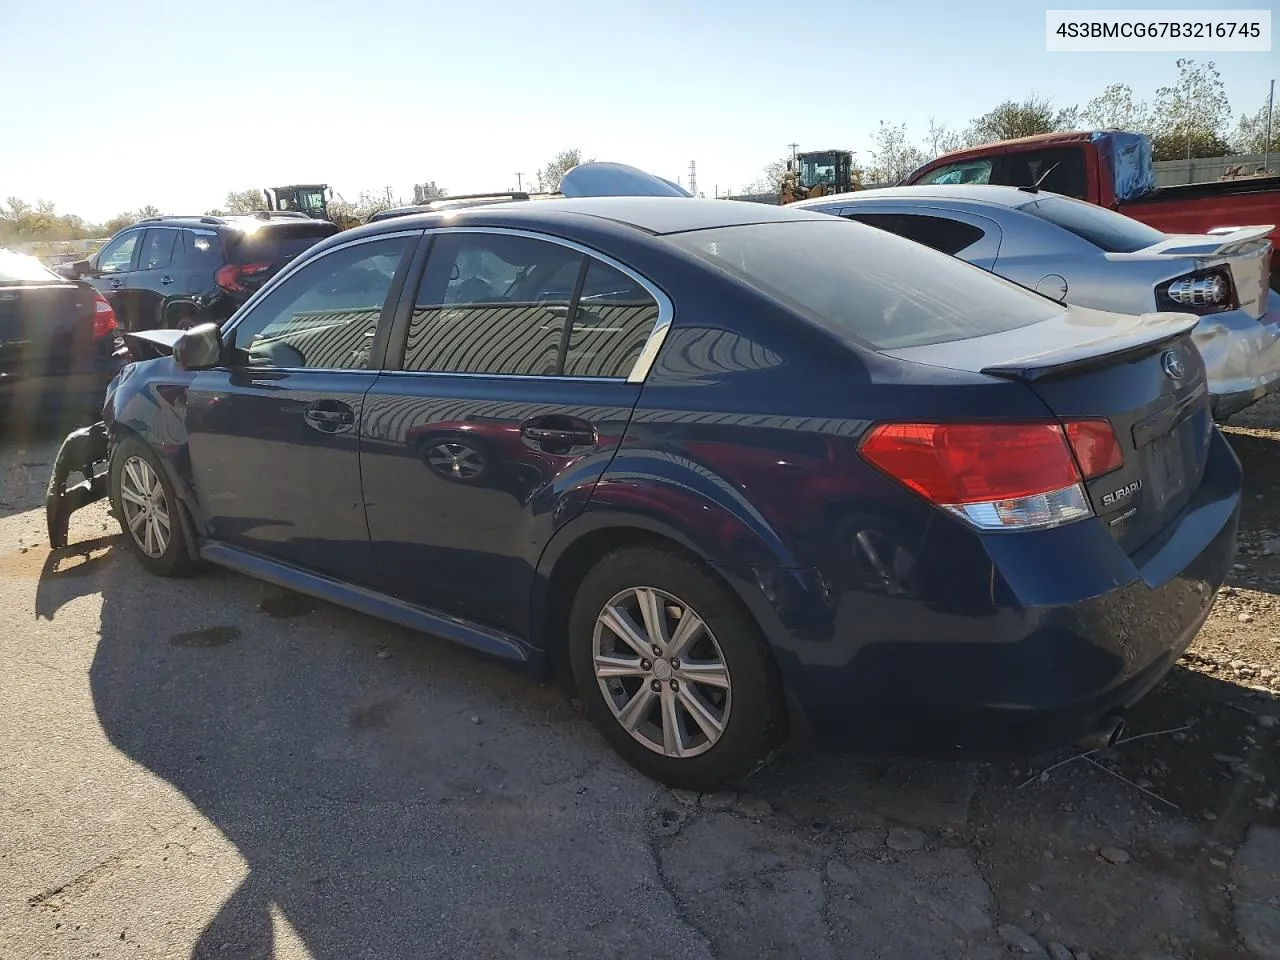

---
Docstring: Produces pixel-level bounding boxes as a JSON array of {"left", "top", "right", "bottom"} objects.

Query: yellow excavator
[{"left": 779, "top": 150, "right": 861, "bottom": 204}]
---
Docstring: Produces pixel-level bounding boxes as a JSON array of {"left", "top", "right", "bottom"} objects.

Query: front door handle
[
  {"left": 160, "top": 275, "right": 174, "bottom": 285},
  {"left": 304, "top": 400, "right": 356, "bottom": 434},
  {"left": 520, "top": 415, "right": 596, "bottom": 451},
  {"left": 109, "top": 278, "right": 122, "bottom": 288}
]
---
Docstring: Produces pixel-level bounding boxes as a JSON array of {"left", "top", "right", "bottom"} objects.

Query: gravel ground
[{"left": 1, "top": 400, "right": 1279, "bottom": 960}]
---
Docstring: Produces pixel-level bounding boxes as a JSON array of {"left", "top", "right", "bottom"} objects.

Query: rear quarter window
[
  {"left": 1016, "top": 195, "right": 1166, "bottom": 253},
  {"left": 668, "top": 219, "right": 1060, "bottom": 351}
]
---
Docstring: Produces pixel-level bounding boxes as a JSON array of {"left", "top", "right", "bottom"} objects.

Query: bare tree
[
  {"left": 536, "top": 149, "right": 594, "bottom": 193},
  {"left": 925, "top": 117, "right": 966, "bottom": 159},
  {"left": 967, "top": 96, "right": 1079, "bottom": 145},
  {"left": 867, "top": 122, "right": 929, "bottom": 185},
  {"left": 1081, "top": 83, "right": 1151, "bottom": 132},
  {"left": 1151, "top": 58, "right": 1231, "bottom": 161}
]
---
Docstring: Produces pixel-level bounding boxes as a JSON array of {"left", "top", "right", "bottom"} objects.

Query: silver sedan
[{"left": 794, "top": 185, "right": 1279, "bottom": 420}]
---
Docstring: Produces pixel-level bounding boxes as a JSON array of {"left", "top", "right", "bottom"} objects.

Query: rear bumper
[
  {"left": 719, "top": 428, "right": 1241, "bottom": 759},
  {"left": 1198, "top": 292, "right": 1280, "bottom": 419}
]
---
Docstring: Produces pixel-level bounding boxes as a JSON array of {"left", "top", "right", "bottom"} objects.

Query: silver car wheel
[
  {"left": 427, "top": 442, "right": 485, "bottom": 480},
  {"left": 119, "top": 456, "right": 171, "bottom": 559},
  {"left": 593, "top": 586, "right": 732, "bottom": 759}
]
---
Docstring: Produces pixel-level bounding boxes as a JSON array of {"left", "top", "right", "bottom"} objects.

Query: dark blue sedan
[{"left": 46, "top": 190, "right": 1241, "bottom": 789}]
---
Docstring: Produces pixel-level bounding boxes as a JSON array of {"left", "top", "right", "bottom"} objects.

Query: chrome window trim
[
  {"left": 409, "top": 225, "right": 674, "bottom": 384},
  {"left": 214, "top": 229, "right": 423, "bottom": 375}
]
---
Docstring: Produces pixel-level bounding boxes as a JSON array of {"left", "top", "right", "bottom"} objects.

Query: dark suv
[{"left": 56, "top": 212, "right": 339, "bottom": 332}]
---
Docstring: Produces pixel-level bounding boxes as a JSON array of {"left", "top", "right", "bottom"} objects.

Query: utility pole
[
  {"left": 1265, "top": 78, "right": 1276, "bottom": 175},
  {"left": 688, "top": 161, "right": 697, "bottom": 197},
  {"left": 514, "top": 172, "right": 525, "bottom": 192}
]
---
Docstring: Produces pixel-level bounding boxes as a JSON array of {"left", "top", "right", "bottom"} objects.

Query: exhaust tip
[
  {"left": 1077, "top": 712, "right": 1127, "bottom": 751},
  {"left": 1105, "top": 714, "right": 1126, "bottom": 748}
]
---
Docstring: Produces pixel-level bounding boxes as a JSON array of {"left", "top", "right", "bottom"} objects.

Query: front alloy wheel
[{"left": 118, "top": 455, "right": 171, "bottom": 558}]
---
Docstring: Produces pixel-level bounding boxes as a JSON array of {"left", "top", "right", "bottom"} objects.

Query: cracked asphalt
[{"left": 3, "top": 408, "right": 1280, "bottom": 960}]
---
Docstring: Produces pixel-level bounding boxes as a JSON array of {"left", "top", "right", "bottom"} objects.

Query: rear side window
[
  {"left": 564, "top": 261, "right": 661, "bottom": 378},
  {"left": 183, "top": 229, "right": 223, "bottom": 267},
  {"left": 668, "top": 219, "right": 1059, "bottom": 351},
  {"left": 226, "top": 223, "right": 338, "bottom": 265},
  {"left": 405, "top": 233, "right": 582, "bottom": 376},
  {"left": 843, "top": 212, "right": 985, "bottom": 256},
  {"left": 1016, "top": 196, "right": 1166, "bottom": 253},
  {"left": 998, "top": 148, "right": 1087, "bottom": 199}
]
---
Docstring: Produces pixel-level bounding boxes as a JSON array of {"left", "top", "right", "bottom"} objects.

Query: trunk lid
[
  {"left": 0, "top": 281, "right": 96, "bottom": 377},
  {"left": 884, "top": 306, "right": 1213, "bottom": 554}
]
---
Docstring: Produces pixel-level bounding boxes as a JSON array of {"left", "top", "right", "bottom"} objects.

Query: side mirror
[
  {"left": 172, "top": 322, "right": 224, "bottom": 370},
  {"left": 57, "top": 259, "right": 91, "bottom": 279}
]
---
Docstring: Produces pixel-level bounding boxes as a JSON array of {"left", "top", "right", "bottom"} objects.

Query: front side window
[
  {"left": 669, "top": 219, "right": 1059, "bottom": 351},
  {"left": 231, "top": 236, "right": 410, "bottom": 370},
  {"left": 914, "top": 159, "right": 992, "bottom": 186},
  {"left": 96, "top": 231, "right": 140, "bottom": 274},
  {"left": 404, "top": 233, "right": 583, "bottom": 376}
]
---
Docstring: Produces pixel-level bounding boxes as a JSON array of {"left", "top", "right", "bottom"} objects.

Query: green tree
[
  {"left": 924, "top": 117, "right": 966, "bottom": 159},
  {"left": 224, "top": 189, "right": 267, "bottom": 214},
  {"left": 1150, "top": 58, "right": 1230, "bottom": 161},
  {"left": 867, "top": 121, "right": 929, "bottom": 184},
  {"left": 536, "top": 148, "right": 593, "bottom": 193},
  {"left": 966, "top": 96, "right": 1079, "bottom": 145}
]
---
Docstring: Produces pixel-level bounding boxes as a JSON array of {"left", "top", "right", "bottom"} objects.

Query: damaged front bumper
[{"left": 46, "top": 421, "right": 111, "bottom": 550}]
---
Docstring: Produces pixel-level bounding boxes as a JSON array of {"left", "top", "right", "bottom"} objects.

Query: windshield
[
  {"left": 1017, "top": 195, "right": 1166, "bottom": 253},
  {"left": 0, "top": 249, "right": 60, "bottom": 285},
  {"left": 798, "top": 155, "right": 837, "bottom": 189},
  {"left": 667, "top": 219, "right": 1061, "bottom": 350}
]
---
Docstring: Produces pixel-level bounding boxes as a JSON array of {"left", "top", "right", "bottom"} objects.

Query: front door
[
  {"left": 360, "top": 228, "right": 668, "bottom": 633},
  {"left": 84, "top": 227, "right": 143, "bottom": 326},
  {"left": 185, "top": 232, "right": 417, "bottom": 584}
]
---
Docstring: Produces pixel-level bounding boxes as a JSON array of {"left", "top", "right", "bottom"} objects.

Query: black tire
[
  {"left": 568, "top": 544, "right": 782, "bottom": 790},
  {"left": 110, "top": 435, "right": 196, "bottom": 577}
]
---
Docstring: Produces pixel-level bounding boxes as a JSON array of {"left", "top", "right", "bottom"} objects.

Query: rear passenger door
[
  {"left": 131, "top": 227, "right": 182, "bottom": 328},
  {"left": 359, "top": 228, "right": 668, "bottom": 633},
  {"left": 837, "top": 206, "right": 1003, "bottom": 270}
]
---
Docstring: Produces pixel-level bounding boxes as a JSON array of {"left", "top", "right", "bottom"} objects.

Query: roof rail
[
  {"left": 137, "top": 215, "right": 227, "bottom": 225},
  {"left": 250, "top": 210, "right": 313, "bottom": 220},
  {"left": 430, "top": 192, "right": 531, "bottom": 203}
]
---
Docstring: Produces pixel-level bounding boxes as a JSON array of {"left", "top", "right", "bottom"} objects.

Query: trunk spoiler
[
  {"left": 977, "top": 312, "right": 1201, "bottom": 382},
  {"left": 1118, "top": 225, "right": 1275, "bottom": 259}
]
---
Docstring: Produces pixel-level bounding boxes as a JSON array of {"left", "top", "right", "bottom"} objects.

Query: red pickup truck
[{"left": 901, "top": 131, "right": 1280, "bottom": 290}]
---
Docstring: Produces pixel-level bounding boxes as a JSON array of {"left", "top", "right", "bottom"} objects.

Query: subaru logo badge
[{"left": 1161, "top": 350, "right": 1185, "bottom": 380}]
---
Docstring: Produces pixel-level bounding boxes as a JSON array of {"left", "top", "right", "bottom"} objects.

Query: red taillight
[
  {"left": 858, "top": 419, "right": 1120, "bottom": 531},
  {"left": 92, "top": 292, "right": 117, "bottom": 339},
  {"left": 215, "top": 261, "right": 273, "bottom": 293},
  {"left": 1156, "top": 267, "right": 1237, "bottom": 315},
  {"left": 1064, "top": 419, "right": 1123, "bottom": 479}
]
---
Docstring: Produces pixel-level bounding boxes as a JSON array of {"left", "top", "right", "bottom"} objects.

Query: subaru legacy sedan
[{"left": 46, "top": 195, "right": 1240, "bottom": 789}]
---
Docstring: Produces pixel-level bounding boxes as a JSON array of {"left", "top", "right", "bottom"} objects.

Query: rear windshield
[
  {"left": 1016, "top": 195, "right": 1166, "bottom": 253},
  {"left": 226, "top": 223, "right": 338, "bottom": 264},
  {"left": 667, "top": 219, "right": 1060, "bottom": 350},
  {"left": 0, "top": 249, "right": 59, "bottom": 284}
]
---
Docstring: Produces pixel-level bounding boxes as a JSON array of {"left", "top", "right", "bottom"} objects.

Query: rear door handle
[{"left": 520, "top": 416, "right": 596, "bottom": 449}]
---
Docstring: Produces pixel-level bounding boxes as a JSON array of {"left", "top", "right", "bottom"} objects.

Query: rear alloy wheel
[
  {"left": 110, "top": 435, "right": 195, "bottom": 577},
  {"left": 569, "top": 546, "right": 780, "bottom": 790}
]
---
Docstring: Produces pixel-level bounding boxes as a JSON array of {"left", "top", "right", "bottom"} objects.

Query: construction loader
[{"left": 779, "top": 150, "right": 861, "bottom": 204}]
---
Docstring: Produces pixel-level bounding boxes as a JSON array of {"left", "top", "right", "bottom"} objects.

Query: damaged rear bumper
[{"left": 46, "top": 421, "right": 111, "bottom": 549}]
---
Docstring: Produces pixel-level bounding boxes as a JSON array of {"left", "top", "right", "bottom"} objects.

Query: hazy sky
[{"left": 1, "top": 0, "right": 1275, "bottom": 222}]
